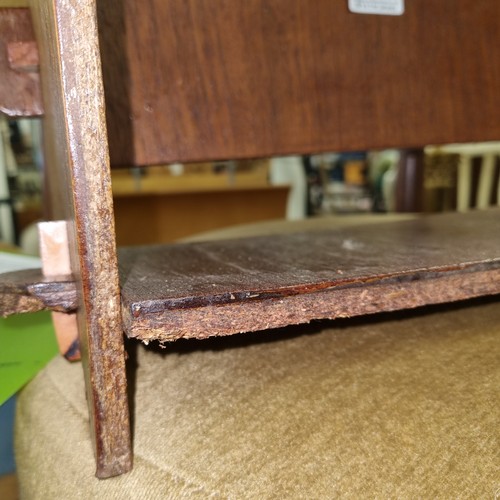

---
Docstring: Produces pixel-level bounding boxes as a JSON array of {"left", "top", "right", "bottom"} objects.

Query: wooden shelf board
[
  {"left": 118, "top": 209, "right": 500, "bottom": 343},
  {"left": 0, "top": 268, "right": 76, "bottom": 317},
  {"left": 2, "top": 210, "right": 499, "bottom": 334}
]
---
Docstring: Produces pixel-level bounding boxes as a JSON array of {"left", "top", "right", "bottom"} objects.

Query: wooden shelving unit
[{"left": 2, "top": 0, "right": 500, "bottom": 478}]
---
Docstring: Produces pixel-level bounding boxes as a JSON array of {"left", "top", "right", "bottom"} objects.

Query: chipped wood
[
  {"left": 0, "top": 268, "right": 76, "bottom": 316},
  {"left": 124, "top": 265, "right": 500, "bottom": 343}
]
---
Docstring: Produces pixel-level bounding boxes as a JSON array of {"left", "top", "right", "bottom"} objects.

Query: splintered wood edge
[
  {"left": 122, "top": 265, "right": 500, "bottom": 343},
  {"left": 0, "top": 268, "right": 77, "bottom": 317}
]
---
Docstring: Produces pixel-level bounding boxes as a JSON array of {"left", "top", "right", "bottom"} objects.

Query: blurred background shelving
[{"left": 1, "top": 115, "right": 499, "bottom": 251}]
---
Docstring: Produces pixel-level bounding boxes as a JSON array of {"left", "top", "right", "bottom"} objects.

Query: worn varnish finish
[
  {"left": 120, "top": 210, "right": 500, "bottom": 342},
  {"left": 0, "top": 268, "right": 76, "bottom": 316},
  {"left": 2, "top": 211, "right": 499, "bottom": 334},
  {"left": 0, "top": 8, "right": 42, "bottom": 116},
  {"left": 29, "top": 0, "right": 131, "bottom": 478},
  {"left": 96, "top": 0, "right": 500, "bottom": 166}
]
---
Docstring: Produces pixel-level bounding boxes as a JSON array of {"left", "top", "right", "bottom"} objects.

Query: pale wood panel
[{"left": 113, "top": 186, "right": 289, "bottom": 246}]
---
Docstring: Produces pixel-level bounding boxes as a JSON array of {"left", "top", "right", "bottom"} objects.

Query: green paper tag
[{"left": 0, "top": 312, "right": 59, "bottom": 406}]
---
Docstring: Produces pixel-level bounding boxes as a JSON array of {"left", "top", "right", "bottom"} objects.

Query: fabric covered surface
[{"left": 15, "top": 298, "right": 500, "bottom": 499}]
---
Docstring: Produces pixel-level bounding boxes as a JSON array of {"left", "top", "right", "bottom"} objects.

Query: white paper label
[{"left": 348, "top": 0, "right": 404, "bottom": 16}]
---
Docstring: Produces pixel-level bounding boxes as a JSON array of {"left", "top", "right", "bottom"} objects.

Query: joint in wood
[{"left": 38, "top": 221, "right": 80, "bottom": 361}]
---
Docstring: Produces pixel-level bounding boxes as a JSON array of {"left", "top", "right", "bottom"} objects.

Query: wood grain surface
[
  {"left": 96, "top": 0, "right": 500, "bottom": 166},
  {"left": 119, "top": 209, "right": 500, "bottom": 342},
  {"left": 0, "top": 8, "right": 42, "bottom": 116},
  {"left": 30, "top": 0, "right": 131, "bottom": 478}
]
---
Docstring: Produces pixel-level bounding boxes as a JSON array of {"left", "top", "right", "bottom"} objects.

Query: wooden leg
[
  {"left": 477, "top": 153, "right": 496, "bottom": 209},
  {"left": 456, "top": 154, "right": 472, "bottom": 212},
  {"left": 30, "top": 0, "right": 132, "bottom": 477},
  {"left": 396, "top": 148, "right": 424, "bottom": 213}
]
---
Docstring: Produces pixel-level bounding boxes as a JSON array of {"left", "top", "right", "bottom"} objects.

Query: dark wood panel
[
  {"left": 30, "top": 0, "right": 131, "bottom": 478},
  {"left": 119, "top": 209, "right": 500, "bottom": 342},
  {"left": 0, "top": 8, "right": 43, "bottom": 117},
  {"left": 96, "top": 0, "right": 500, "bottom": 166},
  {"left": 0, "top": 268, "right": 76, "bottom": 317}
]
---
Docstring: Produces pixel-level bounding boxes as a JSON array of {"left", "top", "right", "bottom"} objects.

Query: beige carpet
[{"left": 15, "top": 297, "right": 500, "bottom": 499}]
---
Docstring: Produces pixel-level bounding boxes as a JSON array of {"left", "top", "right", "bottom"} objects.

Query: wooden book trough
[{"left": 1, "top": 0, "right": 500, "bottom": 478}]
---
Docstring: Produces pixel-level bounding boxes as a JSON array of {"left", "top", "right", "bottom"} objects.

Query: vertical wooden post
[{"left": 29, "top": 0, "right": 132, "bottom": 477}]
